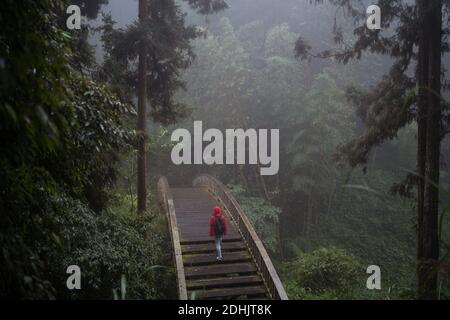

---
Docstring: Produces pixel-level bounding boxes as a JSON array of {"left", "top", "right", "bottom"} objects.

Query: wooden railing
[
  {"left": 193, "top": 174, "right": 289, "bottom": 300},
  {"left": 157, "top": 176, "right": 188, "bottom": 300}
]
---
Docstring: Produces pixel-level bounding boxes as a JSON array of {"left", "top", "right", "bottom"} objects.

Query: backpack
[{"left": 214, "top": 215, "right": 225, "bottom": 236}]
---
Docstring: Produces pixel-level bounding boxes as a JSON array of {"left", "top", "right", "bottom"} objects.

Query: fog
[{"left": 2, "top": 0, "right": 448, "bottom": 300}]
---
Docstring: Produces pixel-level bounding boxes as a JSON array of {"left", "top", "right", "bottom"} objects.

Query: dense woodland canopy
[{"left": 0, "top": 0, "right": 449, "bottom": 300}]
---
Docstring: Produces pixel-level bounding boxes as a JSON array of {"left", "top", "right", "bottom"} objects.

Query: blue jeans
[{"left": 214, "top": 235, "right": 223, "bottom": 258}]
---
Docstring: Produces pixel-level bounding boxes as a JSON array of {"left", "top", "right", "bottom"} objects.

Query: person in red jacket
[{"left": 209, "top": 206, "right": 227, "bottom": 261}]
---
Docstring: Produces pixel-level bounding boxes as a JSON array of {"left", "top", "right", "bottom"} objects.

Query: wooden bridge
[{"left": 157, "top": 174, "right": 288, "bottom": 300}]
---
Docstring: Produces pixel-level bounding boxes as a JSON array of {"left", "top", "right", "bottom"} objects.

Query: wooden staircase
[
  {"left": 172, "top": 188, "right": 268, "bottom": 299},
  {"left": 158, "top": 175, "right": 288, "bottom": 300}
]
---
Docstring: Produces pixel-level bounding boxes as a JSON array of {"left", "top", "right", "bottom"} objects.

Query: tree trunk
[
  {"left": 326, "top": 173, "right": 336, "bottom": 217},
  {"left": 239, "top": 164, "right": 249, "bottom": 191},
  {"left": 251, "top": 164, "right": 263, "bottom": 196},
  {"left": 416, "top": 0, "right": 429, "bottom": 299},
  {"left": 417, "top": 0, "right": 442, "bottom": 300},
  {"left": 422, "top": 0, "right": 442, "bottom": 300},
  {"left": 137, "top": 0, "right": 148, "bottom": 213},
  {"left": 258, "top": 171, "right": 271, "bottom": 202}
]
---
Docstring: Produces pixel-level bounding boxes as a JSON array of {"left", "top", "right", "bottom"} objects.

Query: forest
[{"left": 1, "top": 0, "right": 450, "bottom": 300}]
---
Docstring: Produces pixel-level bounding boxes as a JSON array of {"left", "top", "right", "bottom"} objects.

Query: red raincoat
[{"left": 209, "top": 206, "right": 227, "bottom": 237}]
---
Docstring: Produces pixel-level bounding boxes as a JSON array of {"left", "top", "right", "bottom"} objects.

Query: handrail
[
  {"left": 193, "top": 174, "right": 289, "bottom": 300},
  {"left": 157, "top": 176, "right": 188, "bottom": 300}
]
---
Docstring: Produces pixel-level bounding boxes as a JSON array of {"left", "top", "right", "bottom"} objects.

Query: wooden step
[
  {"left": 180, "top": 237, "right": 243, "bottom": 245},
  {"left": 189, "top": 285, "right": 267, "bottom": 299},
  {"left": 183, "top": 252, "right": 251, "bottom": 266},
  {"left": 181, "top": 241, "right": 247, "bottom": 254},
  {"left": 185, "top": 262, "right": 257, "bottom": 278},
  {"left": 180, "top": 235, "right": 241, "bottom": 245},
  {"left": 187, "top": 275, "right": 263, "bottom": 290}
]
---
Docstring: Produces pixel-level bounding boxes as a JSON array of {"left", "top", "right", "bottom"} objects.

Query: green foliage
[
  {"left": 282, "top": 152, "right": 450, "bottom": 299},
  {"left": 173, "top": 8, "right": 449, "bottom": 300},
  {"left": 0, "top": 0, "right": 230, "bottom": 300},
  {"left": 283, "top": 69, "right": 355, "bottom": 233},
  {"left": 58, "top": 76, "right": 136, "bottom": 212},
  {"left": 179, "top": 17, "right": 305, "bottom": 130},
  {"left": 71, "top": 0, "right": 108, "bottom": 20},
  {"left": 98, "top": 0, "right": 204, "bottom": 125},
  {"left": 184, "top": 0, "right": 228, "bottom": 14},
  {"left": 286, "top": 169, "right": 418, "bottom": 297},
  {"left": 228, "top": 184, "right": 281, "bottom": 257},
  {"left": 283, "top": 246, "right": 363, "bottom": 300},
  {"left": 0, "top": 0, "right": 174, "bottom": 299},
  {"left": 0, "top": 0, "right": 72, "bottom": 165},
  {"left": 47, "top": 194, "right": 175, "bottom": 299},
  {"left": 0, "top": 0, "right": 72, "bottom": 299}
]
